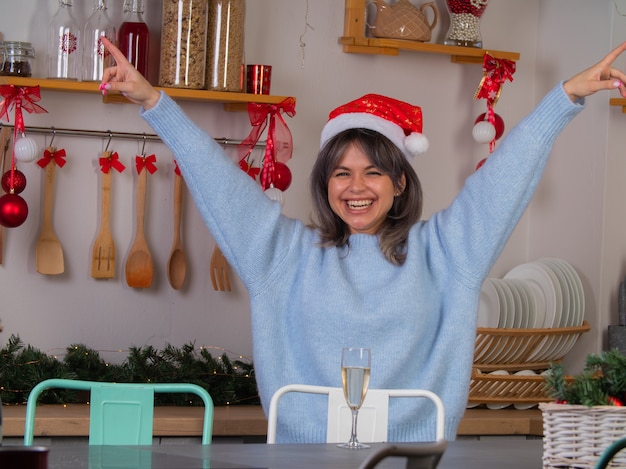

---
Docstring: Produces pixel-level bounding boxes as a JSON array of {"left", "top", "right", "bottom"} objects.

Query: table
[{"left": 40, "top": 439, "right": 543, "bottom": 468}]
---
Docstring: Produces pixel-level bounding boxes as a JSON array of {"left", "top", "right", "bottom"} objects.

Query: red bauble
[
  {"left": 475, "top": 113, "right": 505, "bottom": 140},
  {"left": 1, "top": 169, "right": 27, "bottom": 194},
  {"left": 0, "top": 193, "right": 29, "bottom": 227},
  {"left": 272, "top": 162, "right": 292, "bottom": 191}
]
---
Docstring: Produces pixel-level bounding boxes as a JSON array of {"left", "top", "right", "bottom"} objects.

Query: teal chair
[{"left": 24, "top": 378, "right": 214, "bottom": 445}]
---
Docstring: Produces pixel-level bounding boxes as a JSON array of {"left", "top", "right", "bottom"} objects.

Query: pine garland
[
  {"left": 0, "top": 334, "right": 259, "bottom": 406},
  {"left": 544, "top": 348, "right": 626, "bottom": 406}
]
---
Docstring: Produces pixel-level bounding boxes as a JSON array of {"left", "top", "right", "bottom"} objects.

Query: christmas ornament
[
  {"left": 472, "top": 120, "right": 496, "bottom": 144},
  {"left": 13, "top": 135, "right": 39, "bottom": 162},
  {"left": 264, "top": 185, "right": 284, "bottom": 206},
  {"left": 270, "top": 162, "right": 292, "bottom": 192},
  {"left": 1, "top": 168, "right": 27, "bottom": 194},
  {"left": 0, "top": 84, "right": 48, "bottom": 226},
  {"left": 239, "top": 98, "right": 296, "bottom": 192},
  {"left": 473, "top": 53, "right": 516, "bottom": 168},
  {"left": 0, "top": 192, "right": 29, "bottom": 227},
  {"left": 475, "top": 112, "right": 504, "bottom": 140}
]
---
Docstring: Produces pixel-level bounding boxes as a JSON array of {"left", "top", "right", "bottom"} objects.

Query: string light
[{"left": 299, "top": 0, "right": 314, "bottom": 68}]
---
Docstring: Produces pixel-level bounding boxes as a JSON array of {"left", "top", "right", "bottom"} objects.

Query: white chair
[{"left": 266, "top": 384, "right": 445, "bottom": 444}]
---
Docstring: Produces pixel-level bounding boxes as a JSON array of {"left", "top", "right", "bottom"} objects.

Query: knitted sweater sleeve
[
  {"left": 140, "top": 92, "right": 302, "bottom": 293},
  {"left": 428, "top": 83, "right": 584, "bottom": 289}
]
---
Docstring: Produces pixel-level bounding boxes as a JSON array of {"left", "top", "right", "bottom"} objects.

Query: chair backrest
[
  {"left": 24, "top": 378, "right": 214, "bottom": 446},
  {"left": 266, "top": 384, "right": 445, "bottom": 444}
]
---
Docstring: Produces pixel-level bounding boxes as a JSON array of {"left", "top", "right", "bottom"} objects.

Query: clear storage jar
[
  {"left": 206, "top": 0, "right": 245, "bottom": 92},
  {"left": 444, "top": 0, "right": 488, "bottom": 48},
  {"left": 1, "top": 41, "right": 35, "bottom": 77},
  {"left": 159, "top": 0, "right": 209, "bottom": 89}
]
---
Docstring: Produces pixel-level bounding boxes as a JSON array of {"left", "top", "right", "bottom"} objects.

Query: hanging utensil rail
[{"left": 0, "top": 124, "right": 265, "bottom": 148}]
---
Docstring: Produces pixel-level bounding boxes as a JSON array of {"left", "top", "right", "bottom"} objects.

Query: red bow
[
  {"left": 238, "top": 97, "right": 296, "bottom": 189},
  {"left": 174, "top": 160, "right": 181, "bottom": 176},
  {"left": 0, "top": 85, "right": 48, "bottom": 133},
  {"left": 37, "top": 147, "right": 67, "bottom": 168},
  {"left": 99, "top": 151, "right": 126, "bottom": 174},
  {"left": 135, "top": 154, "right": 157, "bottom": 174},
  {"left": 474, "top": 54, "right": 516, "bottom": 106}
]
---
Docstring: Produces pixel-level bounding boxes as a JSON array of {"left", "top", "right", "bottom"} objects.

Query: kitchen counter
[{"left": 2, "top": 404, "right": 543, "bottom": 439}]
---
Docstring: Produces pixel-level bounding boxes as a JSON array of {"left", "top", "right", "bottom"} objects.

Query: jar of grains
[
  {"left": 206, "top": 0, "right": 245, "bottom": 92},
  {"left": 444, "top": 0, "right": 488, "bottom": 48},
  {"left": 159, "top": 0, "right": 209, "bottom": 89}
]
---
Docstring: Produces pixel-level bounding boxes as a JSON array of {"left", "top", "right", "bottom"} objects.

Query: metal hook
[
  {"left": 49, "top": 127, "right": 56, "bottom": 148},
  {"left": 141, "top": 133, "right": 147, "bottom": 156},
  {"left": 104, "top": 131, "right": 113, "bottom": 152}
]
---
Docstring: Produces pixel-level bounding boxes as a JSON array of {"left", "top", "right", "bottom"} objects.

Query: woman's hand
[
  {"left": 100, "top": 37, "right": 161, "bottom": 110},
  {"left": 563, "top": 41, "right": 626, "bottom": 102}
]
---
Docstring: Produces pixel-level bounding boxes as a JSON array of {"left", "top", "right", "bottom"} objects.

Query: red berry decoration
[
  {"left": 272, "top": 162, "right": 292, "bottom": 192},
  {"left": 1, "top": 169, "right": 27, "bottom": 194},
  {"left": 475, "top": 113, "right": 505, "bottom": 140},
  {"left": 0, "top": 193, "right": 29, "bottom": 227}
]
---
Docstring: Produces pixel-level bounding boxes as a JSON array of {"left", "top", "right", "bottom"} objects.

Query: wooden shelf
[
  {"left": 610, "top": 98, "right": 626, "bottom": 113},
  {"left": 0, "top": 76, "right": 294, "bottom": 111},
  {"left": 342, "top": 0, "right": 520, "bottom": 64}
]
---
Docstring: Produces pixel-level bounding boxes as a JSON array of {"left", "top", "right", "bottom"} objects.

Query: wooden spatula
[
  {"left": 125, "top": 166, "right": 153, "bottom": 288},
  {"left": 91, "top": 152, "right": 115, "bottom": 279},
  {"left": 36, "top": 146, "right": 64, "bottom": 275}
]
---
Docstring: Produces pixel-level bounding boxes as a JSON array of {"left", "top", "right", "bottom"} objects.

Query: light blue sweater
[{"left": 142, "top": 83, "right": 583, "bottom": 442}]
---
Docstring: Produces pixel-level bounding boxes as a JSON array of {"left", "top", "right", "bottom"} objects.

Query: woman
[{"left": 101, "top": 37, "right": 626, "bottom": 443}]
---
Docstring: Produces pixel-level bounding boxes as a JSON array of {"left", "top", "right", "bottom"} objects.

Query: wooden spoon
[
  {"left": 125, "top": 166, "right": 153, "bottom": 288},
  {"left": 36, "top": 147, "right": 64, "bottom": 275},
  {"left": 167, "top": 171, "right": 187, "bottom": 290},
  {"left": 0, "top": 126, "right": 12, "bottom": 265},
  {"left": 91, "top": 152, "right": 115, "bottom": 279}
]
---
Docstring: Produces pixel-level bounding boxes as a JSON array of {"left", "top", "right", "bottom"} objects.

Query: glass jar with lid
[
  {"left": 206, "top": 0, "right": 245, "bottom": 92},
  {"left": 1, "top": 41, "right": 35, "bottom": 77}
]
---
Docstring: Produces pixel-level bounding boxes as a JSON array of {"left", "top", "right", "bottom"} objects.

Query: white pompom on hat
[{"left": 320, "top": 94, "right": 429, "bottom": 160}]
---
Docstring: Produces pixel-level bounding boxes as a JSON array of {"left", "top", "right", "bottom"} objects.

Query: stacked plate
[{"left": 476, "top": 258, "right": 585, "bottom": 362}]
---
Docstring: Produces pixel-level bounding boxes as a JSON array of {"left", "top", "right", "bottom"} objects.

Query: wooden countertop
[{"left": 2, "top": 405, "right": 543, "bottom": 439}]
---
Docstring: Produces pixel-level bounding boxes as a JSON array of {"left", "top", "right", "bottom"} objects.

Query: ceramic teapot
[{"left": 372, "top": 0, "right": 439, "bottom": 42}]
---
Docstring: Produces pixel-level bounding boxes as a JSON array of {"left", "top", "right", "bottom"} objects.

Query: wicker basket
[{"left": 540, "top": 402, "right": 626, "bottom": 468}]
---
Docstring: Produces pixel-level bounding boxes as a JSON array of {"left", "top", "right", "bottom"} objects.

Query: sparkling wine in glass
[{"left": 338, "top": 347, "right": 371, "bottom": 449}]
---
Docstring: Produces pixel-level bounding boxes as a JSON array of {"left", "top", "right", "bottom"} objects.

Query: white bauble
[
  {"left": 264, "top": 186, "right": 284, "bottom": 206},
  {"left": 14, "top": 136, "right": 39, "bottom": 162},
  {"left": 472, "top": 121, "right": 496, "bottom": 144}
]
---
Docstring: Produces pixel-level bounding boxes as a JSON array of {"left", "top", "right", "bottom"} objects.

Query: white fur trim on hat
[{"left": 320, "top": 112, "right": 428, "bottom": 160}]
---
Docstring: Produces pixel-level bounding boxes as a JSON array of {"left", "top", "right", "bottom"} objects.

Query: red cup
[{"left": 246, "top": 65, "right": 272, "bottom": 94}]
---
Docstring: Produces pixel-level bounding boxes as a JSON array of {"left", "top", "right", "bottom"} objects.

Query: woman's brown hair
[{"left": 309, "top": 128, "right": 423, "bottom": 265}]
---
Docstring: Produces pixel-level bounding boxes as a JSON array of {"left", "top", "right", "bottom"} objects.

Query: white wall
[{"left": 0, "top": 0, "right": 623, "bottom": 373}]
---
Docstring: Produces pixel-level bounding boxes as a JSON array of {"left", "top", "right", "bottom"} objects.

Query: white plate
[
  {"left": 478, "top": 279, "right": 500, "bottom": 328},
  {"left": 513, "top": 370, "right": 539, "bottom": 410},
  {"left": 552, "top": 258, "right": 585, "bottom": 327},
  {"left": 486, "top": 370, "right": 512, "bottom": 410},
  {"left": 505, "top": 263, "right": 557, "bottom": 329}
]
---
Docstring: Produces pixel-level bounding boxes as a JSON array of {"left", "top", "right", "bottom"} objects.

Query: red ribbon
[
  {"left": 238, "top": 97, "right": 296, "bottom": 190},
  {"left": 474, "top": 54, "right": 516, "bottom": 153},
  {"left": 99, "top": 151, "right": 126, "bottom": 174},
  {"left": 37, "top": 148, "right": 67, "bottom": 168},
  {"left": 174, "top": 160, "right": 181, "bottom": 176},
  {"left": 135, "top": 154, "right": 157, "bottom": 175},
  {"left": 0, "top": 85, "right": 48, "bottom": 133},
  {"left": 474, "top": 54, "right": 516, "bottom": 106}
]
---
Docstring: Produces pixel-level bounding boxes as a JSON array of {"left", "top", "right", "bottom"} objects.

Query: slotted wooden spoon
[
  {"left": 36, "top": 146, "right": 64, "bottom": 275},
  {"left": 91, "top": 151, "right": 115, "bottom": 279},
  {"left": 125, "top": 166, "right": 153, "bottom": 288},
  {"left": 167, "top": 171, "right": 187, "bottom": 290}
]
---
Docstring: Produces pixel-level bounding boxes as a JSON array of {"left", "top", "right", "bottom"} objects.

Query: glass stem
[{"left": 349, "top": 409, "right": 359, "bottom": 446}]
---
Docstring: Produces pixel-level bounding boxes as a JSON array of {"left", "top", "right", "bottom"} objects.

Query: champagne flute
[{"left": 338, "top": 347, "right": 371, "bottom": 449}]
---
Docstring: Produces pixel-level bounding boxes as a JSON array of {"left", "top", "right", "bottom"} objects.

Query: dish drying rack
[{"left": 468, "top": 321, "right": 590, "bottom": 406}]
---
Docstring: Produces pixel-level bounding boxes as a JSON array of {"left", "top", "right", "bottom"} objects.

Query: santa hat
[{"left": 320, "top": 94, "right": 429, "bottom": 159}]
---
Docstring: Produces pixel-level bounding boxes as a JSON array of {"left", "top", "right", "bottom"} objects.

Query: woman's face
[{"left": 327, "top": 142, "right": 403, "bottom": 235}]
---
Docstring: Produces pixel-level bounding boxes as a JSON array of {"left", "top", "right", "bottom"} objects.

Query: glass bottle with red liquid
[{"left": 118, "top": 0, "right": 149, "bottom": 79}]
